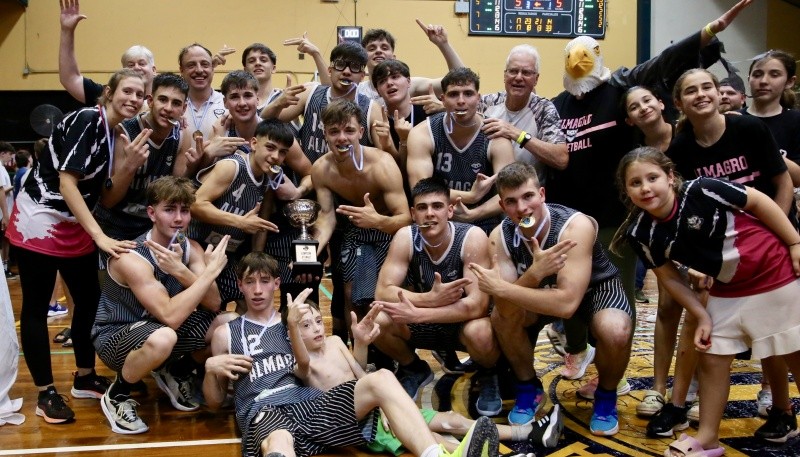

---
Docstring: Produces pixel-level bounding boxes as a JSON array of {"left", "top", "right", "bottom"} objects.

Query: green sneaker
[{"left": 447, "top": 416, "right": 499, "bottom": 456}]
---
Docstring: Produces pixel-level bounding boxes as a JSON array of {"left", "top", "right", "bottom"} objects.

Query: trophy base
[
  {"left": 290, "top": 262, "right": 324, "bottom": 282},
  {"left": 291, "top": 239, "right": 323, "bottom": 281}
]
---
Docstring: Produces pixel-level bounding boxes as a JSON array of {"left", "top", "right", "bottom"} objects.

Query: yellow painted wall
[
  {"left": 0, "top": 0, "right": 638, "bottom": 99},
  {"left": 766, "top": 0, "right": 800, "bottom": 59}
]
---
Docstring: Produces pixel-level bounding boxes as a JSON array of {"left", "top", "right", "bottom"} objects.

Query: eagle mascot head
[{"left": 563, "top": 36, "right": 611, "bottom": 96}]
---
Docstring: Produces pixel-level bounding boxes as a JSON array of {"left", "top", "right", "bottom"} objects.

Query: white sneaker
[
  {"left": 100, "top": 392, "right": 148, "bottom": 435},
  {"left": 561, "top": 345, "right": 595, "bottom": 380},
  {"left": 636, "top": 390, "right": 666, "bottom": 417},
  {"left": 757, "top": 389, "right": 773, "bottom": 418},
  {"left": 152, "top": 368, "right": 199, "bottom": 412}
]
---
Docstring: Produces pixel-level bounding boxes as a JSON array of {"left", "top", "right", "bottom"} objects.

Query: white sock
[
  {"left": 511, "top": 424, "right": 532, "bottom": 441},
  {"left": 421, "top": 444, "right": 442, "bottom": 457}
]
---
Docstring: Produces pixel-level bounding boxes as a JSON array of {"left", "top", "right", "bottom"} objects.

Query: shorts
[
  {"left": 242, "top": 380, "right": 378, "bottom": 457},
  {"left": 408, "top": 322, "right": 466, "bottom": 352},
  {"left": 95, "top": 309, "right": 217, "bottom": 372},
  {"left": 525, "top": 275, "right": 631, "bottom": 341},
  {"left": 365, "top": 408, "right": 437, "bottom": 455},
  {"left": 706, "top": 279, "right": 800, "bottom": 358}
]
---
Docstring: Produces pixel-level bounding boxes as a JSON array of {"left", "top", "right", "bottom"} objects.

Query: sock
[
  {"left": 511, "top": 424, "right": 533, "bottom": 441},
  {"left": 74, "top": 369, "right": 96, "bottom": 379},
  {"left": 515, "top": 378, "right": 544, "bottom": 409},
  {"left": 168, "top": 355, "right": 196, "bottom": 377},
  {"left": 421, "top": 444, "right": 441, "bottom": 457},
  {"left": 109, "top": 373, "right": 134, "bottom": 399}
]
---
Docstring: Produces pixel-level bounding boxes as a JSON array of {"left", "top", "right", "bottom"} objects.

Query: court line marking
[{"left": 0, "top": 438, "right": 241, "bottom": 455}]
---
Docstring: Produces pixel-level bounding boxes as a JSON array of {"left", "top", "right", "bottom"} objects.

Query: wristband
[
  {"left": 516, "top": 131, "right": 528, "bottom": 145},
  {"left": 703, "top": 23, "right": 716, "bottom": 37}
]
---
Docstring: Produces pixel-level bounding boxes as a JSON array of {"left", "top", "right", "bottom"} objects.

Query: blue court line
[{"left": 319, "top": 283, "right": 332, "bottom": 299}]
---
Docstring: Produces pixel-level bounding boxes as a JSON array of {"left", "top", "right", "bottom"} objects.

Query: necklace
[{"left": 414, "top": 222, "right": 450, "bottom": 252}]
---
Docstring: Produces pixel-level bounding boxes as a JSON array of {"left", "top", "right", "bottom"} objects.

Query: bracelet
[
  {"left": 516, "top": 131, "right": 528, "bottom": 145},
  {"left": 703, "top": 23, "right": 716, "bottom": 37}
]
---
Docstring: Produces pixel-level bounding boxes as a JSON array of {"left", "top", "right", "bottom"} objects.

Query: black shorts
[{"left": 242, "top": 380, "right": 378, "bottom": 457}]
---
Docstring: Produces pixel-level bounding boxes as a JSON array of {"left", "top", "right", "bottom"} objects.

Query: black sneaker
[
  {"left": 432, "top": 350, "right": 476, "bottom": 375},
  {"left": 36, "top": 386, "right": 75, "bottom": 424},
  {"left": 71, "top": 370, "right": 111, "bottom": 399},
  {"left": 474, "top": 371, "right": 502, "bottom": 416},
  {"left": 755, "top": 406, "right": 799, "bottom": 443},
  {"left": 646, "top": 403, "right": 690, "bottom": 437},
  {"left": 396, "top": 360, "right": 434, "bottom": 401},
  {"left": 528, "top": 404, "right": 564, "bottom": 448}
]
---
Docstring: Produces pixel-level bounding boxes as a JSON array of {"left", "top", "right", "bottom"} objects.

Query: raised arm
[
  {"left": 59, "top": 0, "right": 88, "bottom": 104},
  {"left": 99, "top": 128, "right": 152, "bottom": 209},
  {"left": 285, "top": 296, "right": 314, "bottom": 381},
  {"left": 409, "top": 19, "right": 465, "bottom": 97},
  {"left": 260, "top": 77, "right": 312, "bottom": 122},
  {"left": 284, "top": 33, "right": 332, "bottom": 86}
]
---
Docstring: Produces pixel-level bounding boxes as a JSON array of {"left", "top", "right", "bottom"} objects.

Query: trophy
[{"left": 284, "top": 199, "right": 323, "bottom": 279}]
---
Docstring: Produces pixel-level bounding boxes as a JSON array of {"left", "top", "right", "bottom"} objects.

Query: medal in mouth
[
  {"left": 519, "top": 216, "right": 536, "bottom": 228},
  {"left": 418, "top": 222, "right": 436, "bottom": 229},
  {"left": 340, "top": 80, "right": 353, "bottom": 86},
  {"left": 269, "top": 164, "right": 282, "bottom": 174}
]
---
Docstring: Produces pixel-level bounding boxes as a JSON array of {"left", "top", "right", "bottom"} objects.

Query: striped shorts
[
  {"left": 95, "top": 309, "right": 217, "bottom": 373},
  {"left": 408, "top": 322, "right": 466, "bottom": 352},
  {"left": 243, "top": 380, "right": 378, "bottom": 457}
]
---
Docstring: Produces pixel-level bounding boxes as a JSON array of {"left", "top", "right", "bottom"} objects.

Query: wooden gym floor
[{"left": 1, "top": 270, "right": 798, "bottom": 456}]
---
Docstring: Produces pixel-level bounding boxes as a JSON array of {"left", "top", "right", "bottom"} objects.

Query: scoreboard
[{"left": 469, "top": 0, "right": 606, "bottom": 38}]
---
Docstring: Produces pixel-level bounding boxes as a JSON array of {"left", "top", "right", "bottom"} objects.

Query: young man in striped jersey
[
  {"left": 92, "top": 177, "right": 231, "bottom": 434},
  {"left": 372, "top": 178, "right": 502, "bottom": 416},
  {"left": 203, "top": 252, "right": 499, "bottom": 457}
]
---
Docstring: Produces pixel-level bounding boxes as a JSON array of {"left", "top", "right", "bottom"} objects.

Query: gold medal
[
  {"left": 269, "top": 164, "right": 282, "bottom": 174},
  {"left": 192, "top": 130, "right": 204, "bottom": 141},
  {"left": 519, "top": 216, "right": 536, "bottom": 228}
]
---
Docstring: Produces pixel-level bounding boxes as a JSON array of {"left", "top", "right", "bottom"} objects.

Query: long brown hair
[
  {"left": 609, "top": 147, "right": 684, "bottom": 255},
  {"left": 671, "top": 68, "right": 720, "bottom": 134},
  {"left": 98, "top": 69, "right": 144, "bottom": 105}
]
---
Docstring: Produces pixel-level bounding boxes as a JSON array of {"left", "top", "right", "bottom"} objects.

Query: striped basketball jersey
[
  {"left": 95, "top": 114, "right": 181, "bottom": 240},
  {"left": 427, "top": 113, "right": 499, "bottom": 232},
  {"left": 93, "top": 231, "right": 191, "bottom": 344},
  {"left": 227, "top": 125, "right": 253, "bottom": 154},
  {"left": 188, "top": 153, "right": 268, "bottom": 254},
  {"left": 500, "top": 204, "right": 618, "bottom": 288},
  {"left": 227, "top": 315, "right": 321, "bottom": 432},
  {"left": 297, "top": 85, "right": 373, "bottom": 164},
  {"left": 407, "top": 222, "right": 473, "bottom": 292}
]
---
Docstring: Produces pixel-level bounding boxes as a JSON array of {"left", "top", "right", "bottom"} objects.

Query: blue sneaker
[
  {"left": 48, "top": 303, "right": 68, "bottom": 317},
  {"left": 508, "top": 384, "right": 545, "bottom": 425},
  {"left": 590, "top": 388, "right": 619, "bottom": 436}
]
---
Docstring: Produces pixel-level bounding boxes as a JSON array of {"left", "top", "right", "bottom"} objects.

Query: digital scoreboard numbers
[{"left": 469, "top": 0, "right": 606, "bottom": 38}]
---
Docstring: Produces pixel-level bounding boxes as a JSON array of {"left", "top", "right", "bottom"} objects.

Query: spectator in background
[
  {"left": 719, "top": 75, "right": 747, "bottom": 113},
  {"left": 13, "top": 149, "right": 32, "bottom": 199},
  {"left": 0, "top": 142, "right": 15, "bottom": 279}
]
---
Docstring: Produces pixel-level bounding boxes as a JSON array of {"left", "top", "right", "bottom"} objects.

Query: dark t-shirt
[
  {"left": 741, "top": 107, "right": 800, "bottom": 165},
  {"left": 667, "top": 114, "right": 786, "bottom": 198}
]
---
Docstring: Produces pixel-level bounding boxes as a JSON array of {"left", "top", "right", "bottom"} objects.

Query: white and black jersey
[
  {"left": 7, "top": 106, "right": 112, "bottom": 257},
  {"left": 500, "top": 204, "right": 618, "bottom": 288},
  {"left": 297, "top": 85, "right": 373, "bottom": 164},
  {"left": 92, "top": 230, "right": 191, "bottom": 348},
  {"left": 428, "top": 113, "right": 499, "bottom": 233},
  {"left": 95, "top": 114, "right": 181, "bottom": 240},
  {"left": 189, "top": 153, "right": 267, "bottom": 255},
  {"left": 407, "top": 221, "right": 473, "bottom": 292},
  {"left": 227, "top": 316, "right": 321, "bottom": 433},
  {"left": 626, "top": 177, "right": 796, "bottom": 298}
]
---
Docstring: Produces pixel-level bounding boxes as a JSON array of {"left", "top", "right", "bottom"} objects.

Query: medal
[
  {"left": 519, "top": 216, "right": 535, "bottom": 228},
  {"left": 105, "top": 178, "right": 113, "bottom": 189},
  {"left": 193, "top": 130, "right": 204, "bottom": 141}
]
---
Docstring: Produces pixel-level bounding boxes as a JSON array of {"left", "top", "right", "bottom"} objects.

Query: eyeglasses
[
  {"left": 504, "top": 68, "right": 537, "bottom": 78},
  {"left": 331, "top": 60, "right": 364, "bottom": 73}
]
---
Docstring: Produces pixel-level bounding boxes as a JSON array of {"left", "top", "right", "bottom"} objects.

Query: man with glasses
[
  {"left": 261, "top": 41, "right": 378, "bottom": 164},
  {"left": 480, "top": 45, "right": 567, "bottom": 186}
]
